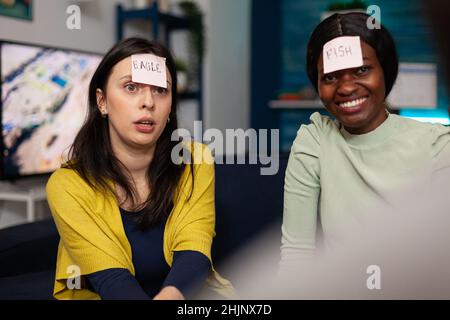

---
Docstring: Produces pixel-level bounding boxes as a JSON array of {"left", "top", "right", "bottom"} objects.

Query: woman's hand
[{"left": 153, "top": 286, "right": 185, "bottom": 300}]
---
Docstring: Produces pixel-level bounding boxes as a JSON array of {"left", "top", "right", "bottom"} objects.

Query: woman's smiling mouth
[
  {"left": 335, "top": 96, "right": 369, "bottom": 113},
  {"left": 337, "top": 97, "right": 368, "bottom": 108}
]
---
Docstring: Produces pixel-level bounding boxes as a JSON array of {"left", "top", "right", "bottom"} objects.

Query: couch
[{"left": 0, "top": 155, "right": 288, "bottom": 299}]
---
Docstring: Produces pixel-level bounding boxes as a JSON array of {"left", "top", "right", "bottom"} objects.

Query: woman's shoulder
[
  {"left": 182, "top": 141, "right": 213, "bottom": 165},
  {"left": 46, "top": 167, "right": 95, "bottom": 196},
  {"left": 393, "top": 114, "right": 450, "bottom": 137},
  {"left": 292, "top": 112, "right": 337, "bottom": 149},
  {"left": 185, "top": 140, "right": 211, "bottom": 152},
  {"left": 48, "top": 166, "right": 87, "bottom": 182},
  {"left": 392, "top": 114, "right": 431, "bottom": 129},
  {"left": 309, "top": 111, "right": 336, "bottom": 127},
  {"left": 299, "top": 112, "right": 337, "bottom": 136},
  {"left": 47, "top": 167, "right": 80, "bottom": 184}
]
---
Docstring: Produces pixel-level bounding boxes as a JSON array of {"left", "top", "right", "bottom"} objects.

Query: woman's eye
[
  {"left": 357, "top": 66, "right": 371, "bottom": 75},
  {"left": 322, "top": 74, "right": 337, "bottom": 82},
  {"left": 125, "top": 83, "right": 138, "bottom": 92},
  {"left": 152, "top": 87, "right": 168, "bottom": 95}
]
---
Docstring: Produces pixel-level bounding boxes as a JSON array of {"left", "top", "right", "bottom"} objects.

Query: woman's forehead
[
  {"left": 109, "top": 56, "right": 172, "bottom": 82},
  {"left": 317, "top": 39, "right": 379, "bottom": 73}
]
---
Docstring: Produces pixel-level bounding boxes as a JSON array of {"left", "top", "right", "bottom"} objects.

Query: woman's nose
[
  {"left": 141, "top": 86, "right": 154, "bottom": 109},
  {"left": 336, "top": 73, "right": 358, "bottom": 96}
]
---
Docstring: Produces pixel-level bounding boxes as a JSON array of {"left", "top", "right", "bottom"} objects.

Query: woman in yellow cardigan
[{"left": 46, "top": 38, "right": 234, "bottom": 300}]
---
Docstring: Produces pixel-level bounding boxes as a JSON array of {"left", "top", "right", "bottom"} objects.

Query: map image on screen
[{"left": 1, "top": 42, "right": 102, "bottom": 178}]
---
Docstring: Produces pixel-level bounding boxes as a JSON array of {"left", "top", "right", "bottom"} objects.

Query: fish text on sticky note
[
  {"left": 323, "top": 36, "right": 363, "bottom": 74},
  {"left": 131, "top": 54, "right": 167, "bottom": 88}
]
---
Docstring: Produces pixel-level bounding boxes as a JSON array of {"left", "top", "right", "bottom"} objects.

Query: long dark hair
[
  {"left": 306, "top": 12, "right": 399, "bottom": 98},
  {"left": 67, "top": 37, "right": 192, "bottom": 230}
]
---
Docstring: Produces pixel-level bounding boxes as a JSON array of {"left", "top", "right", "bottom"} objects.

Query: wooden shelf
[{"left": 269, "top": 99, "right": 324, "bottom": 109}]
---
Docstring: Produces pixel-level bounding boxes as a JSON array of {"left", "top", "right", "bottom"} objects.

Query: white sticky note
[
  {"left": 323, "top": 36, "right": 363, "bottom": 74},
  {"left": 131, "top": 54, "right": 167, "bottom": 88}
]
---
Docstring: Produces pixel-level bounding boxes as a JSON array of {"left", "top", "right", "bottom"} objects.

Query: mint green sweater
[{"left": 281, "top": 112, "right": 450, "bottom": 265}]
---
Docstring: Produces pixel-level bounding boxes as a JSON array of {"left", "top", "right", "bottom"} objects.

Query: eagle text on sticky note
[
  {"left": 323, "top": 36, "right": 363, "bottom": 74},
  {"left": 131, "top": 54, "right": 167, "bottom": 88}
]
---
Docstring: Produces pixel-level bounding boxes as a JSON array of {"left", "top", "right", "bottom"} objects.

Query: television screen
[{"left": 0, "top": 41, "right": 102, "bottom": 179}]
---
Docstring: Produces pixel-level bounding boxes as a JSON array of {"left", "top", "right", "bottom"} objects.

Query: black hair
[
  {"left": 306, "top": 12, "right": 399, "bottom": 98},
  {"left": 67, "top": 37, "right": 193, "bottom": 230}
]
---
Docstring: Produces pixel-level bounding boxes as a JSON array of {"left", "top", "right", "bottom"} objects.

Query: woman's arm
[
  {"left": 154, "top": 250, "right": 211, "bottom": 300},
  {"left": 280, "top": 124, "right": 321, "bottom": 272},
  {"left": 87, "top": 268, "right": 150, "bottom": 300},
  {"left": 46, "top": 169, "right": 135, "bottom": 299},
  {"left": 163, "top": 143, "right": 234, "bottom": 299}
]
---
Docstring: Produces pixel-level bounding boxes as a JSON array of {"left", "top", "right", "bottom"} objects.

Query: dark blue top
[{"left": 86, "top": 208, "right": 211, "bottom": 300}]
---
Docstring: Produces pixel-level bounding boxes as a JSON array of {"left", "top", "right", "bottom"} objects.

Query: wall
[
  {"left": 201, "top": 0, "right": 251, "bottom": 154},
  {"left": 0, "top": 0, "right": 129, "bottom": 53}
]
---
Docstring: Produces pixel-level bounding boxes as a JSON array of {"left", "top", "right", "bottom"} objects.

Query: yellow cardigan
[{"left": 46, "top": 142, "right": 235, "bottom": 299}]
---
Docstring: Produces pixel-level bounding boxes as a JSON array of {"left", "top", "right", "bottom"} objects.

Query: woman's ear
[{"left": 96, "top": 88, "right": 107, "bottom": 115}]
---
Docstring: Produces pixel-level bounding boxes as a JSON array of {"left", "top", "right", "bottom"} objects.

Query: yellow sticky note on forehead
[
  {"left": 323, "top": 36, "right": 363, "bottom": 74},
  {"left": 131, "top": 54, "right": 167, "bottom": 88}
]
